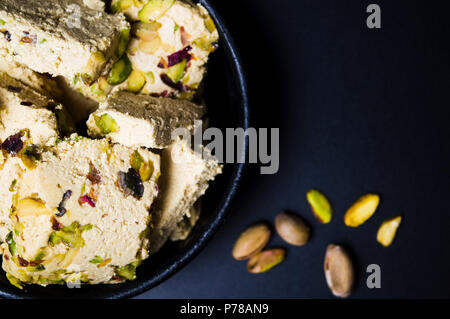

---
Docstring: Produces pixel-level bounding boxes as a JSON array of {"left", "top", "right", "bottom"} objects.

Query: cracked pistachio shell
[
  {"left": 344, "top": 194, "right": 380, "bottom": 227},
  {"left": 324, "top": 244, "right": 354, "bottom": 298},
  {"left": 377, "top": 216, "right": 402, "bottom": 247},
  {"left": 306, "top": 189, "right": 333, "bottom": 223},
  {"left": 275, "top": 211, "right": 310, "bottom": 246},
  {"left": 247, "top": 248, "right": 285, "bottom": 274},
  {"left": 232, "top": 223, "right": 271, "bottom": 260}
]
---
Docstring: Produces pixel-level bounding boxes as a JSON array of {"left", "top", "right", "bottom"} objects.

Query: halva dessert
[
  {"left": 0, "top": 0, "right": 129, "bottom": 82},
  {"left": 0, "top": 0, "right": 222, "bottom": 288},
  {"left": 1, "top": 138, "right": 161, "bottom": 286},
  {"left": 0, "top": 73, "right": 71, "bottom": 148},
  {"left": 0, "top": 53, "right": 62, "bottom": 100},
  {"left": 87, "top": 91, "right": 205, "bottom": 149},
  {"left": 0, "top": 73, "right": 73, "bottom": 248},
  {"left": 149, "top": 139, "right": 221, "bottom": 253},
  {"left": 73, "top": 0, "right": 219, "bottom": 101}
]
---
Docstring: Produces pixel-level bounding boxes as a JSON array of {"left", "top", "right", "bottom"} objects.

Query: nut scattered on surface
[
  {"left": 247, "top": 248, "right": 286, "bottom": 274},
  {"left": 344, "top": 194, "right": 380, "bottom": 227},
  {"left": 377, "top": 216, "right": 402, "bottom": 247},
  {"left": 275, "top": 211, "right": 310, "bottom": 246},
  {"left": 306, "top": 189, "right": 333, "bottom": 224},
  {"left": 324, "top": 244, "right": 354, "bottom": 298},
  {"left": 232, "top": 223, "right": 271, "bottom": 260}
]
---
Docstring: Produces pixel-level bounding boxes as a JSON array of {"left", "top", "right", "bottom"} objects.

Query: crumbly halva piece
[
  {"left": 0, "top": 73, "right": 66, "bottom": 147},
  {"left": 87, "top": 92, "right": 205, "bottom": 148},
  {"left": 0, "top": 74, "right": 73, "bottom": 245},
  {"left": 1, "top": 138, "right": 161, "bottom": 286},
  {"left": 0, "top": 0, "right": 129, "bottom": 81},
  {"left": 73, "top": 0, "right": 219, "bottom": 101},
  {"left": 169, "top": 202, "right": 200, "bottom": 241},
  {"left": 149, "top": 139, "right": 221, "bottom": 253},
  {"left": 0, "top": 52, "right": 63, "bottom": 100}
]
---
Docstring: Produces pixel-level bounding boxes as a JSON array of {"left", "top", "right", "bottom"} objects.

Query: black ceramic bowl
[{"left": 0, "top": 0, "right": 248, "bottom": 299}]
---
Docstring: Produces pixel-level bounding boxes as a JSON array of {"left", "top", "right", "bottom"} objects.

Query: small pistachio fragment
[
  {"left": 306, "top": 189, "right": 332, "bottom": 224},
  {"left": 6, "top": 273, "right": 23, "bottom": 290},
  {"left": 127, "top": 70, "right": 147, "bottom": 93},
  {"left": 134, "top": 21, "right": 162, "bottom": 41},
  {"left": 111, "top": 0, "right": 133, "bottom": 13},
  {"left": 324, "top": 244, "right": 354, "bottom": 298},
  {"left": 107, "top": 55, "right": 132, "bottom": 85},
  {"left": 20, "top": 145, "right": 40, "bottom": 170},
  {"left": 116, "top": 28, "right": 130, "bottom": 58},
  {"left": 16, "top": 198, "right": 52, "bottom": 217},
  {"left": 138, "top": 0, "right": 175, "bottom": 23},
  {"left": 247, "top": 248, "right": 285, "bottom": 274},
  {"left": 94, "top": 113, "right": 120, "bottom": 134},
  {"left": 6, "top": 231, "right": 16, "bottom": 255},
  {"left": 204, "top": 15, "right": 217, "bottom": 33},
  {"left": 115, "top": 260, "right": 141, "bottom": 280},
  {"left": 377, "top": 216, "right": 402, "bottom": 247},
  {"left": 138, "top": 35, "right": 162, "bottom": 54},
  {"left": 344, "top": 194, "right": 380, "bottom": 227},
  {"left": 87, "top": 163, "right": 101, "bottom": 184},
  {"left": 130, "top": 150, "right": 154, "bottom": 181},
  {"left": 193, "top": 37, "right": 217, "bottom": 53},
  {"left": 232, "top": 223, "right": 271, "bottom": 260},
  {"left": 166, "top": 59, "right": 187, "bottom": 83},
  {"left": 48, "top": 222, "right": 92, "bottom": 248},
  {"left": 89, "top": 256, "right": 105, "bottom": 264},
  {"left": 275, "top": 211, "right": 310, "bottom": 246}
]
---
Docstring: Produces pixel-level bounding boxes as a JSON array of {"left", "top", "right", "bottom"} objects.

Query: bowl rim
[
  {"left": 113, "top": 0, "right": 250, "bottom": 298},
  {"left": 0, "top": 0, "right": 249, "bottom": 299}
]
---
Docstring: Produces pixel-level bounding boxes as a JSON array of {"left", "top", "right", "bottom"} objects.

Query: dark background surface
[{"left": 138, "top": 0, "right": 450, "bottom": 298}]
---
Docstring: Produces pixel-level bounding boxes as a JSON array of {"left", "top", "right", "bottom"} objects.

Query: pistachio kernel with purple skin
[
  {"left": 56, "top": 190, "right": 72, "bottom": 217},
  {"left": 2, "top": 132, "right": 24, "bottom": 155},
  {"left": 87, "top": 162, "right": 101, "bottom": 184},
  {"left": 160, "top": 74, "right": 189, "bottom": 91},
  {"left": 51, "top": 216, "right": 63, "bottom": 230},
  {"left": 79, "top": 194, "right": 96, "bottom": 207},
  {"left": 167, "top": 45, "right": 192, "bottom": 67},
  {"left": 117, "top": 168, "right": 144, "bottom": 200}
]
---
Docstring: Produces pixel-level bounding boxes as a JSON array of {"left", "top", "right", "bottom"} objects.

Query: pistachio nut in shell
[
  {"left": 232, "top": 223, "right": 271, "bottom": 260},
  {"left": 324, "top": 244, "right": 354, "bottom": 298},
  {"left": 377, "top": 216, "right": 402, "bottom": 247},
  {"left": 344, "top": 194, "right": 380, "bottom": 227},
  {"left": 275, "top": 211, "right": 310, "bottom": 246},
  {"left": 306, "top": 189, "right": 333, "bottom": 223},
  {"left": 247, "top": 248, "right": 286, "bottom": 274}
]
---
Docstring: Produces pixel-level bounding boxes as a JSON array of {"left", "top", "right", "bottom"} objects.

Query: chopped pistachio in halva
[{"left": 87, "top": 91, "right": 205, "bottom": 149}]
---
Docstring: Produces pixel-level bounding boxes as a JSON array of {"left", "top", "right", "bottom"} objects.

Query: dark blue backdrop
[{"left": 138, "top": 0, "right": 450, "bottom": 298}]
